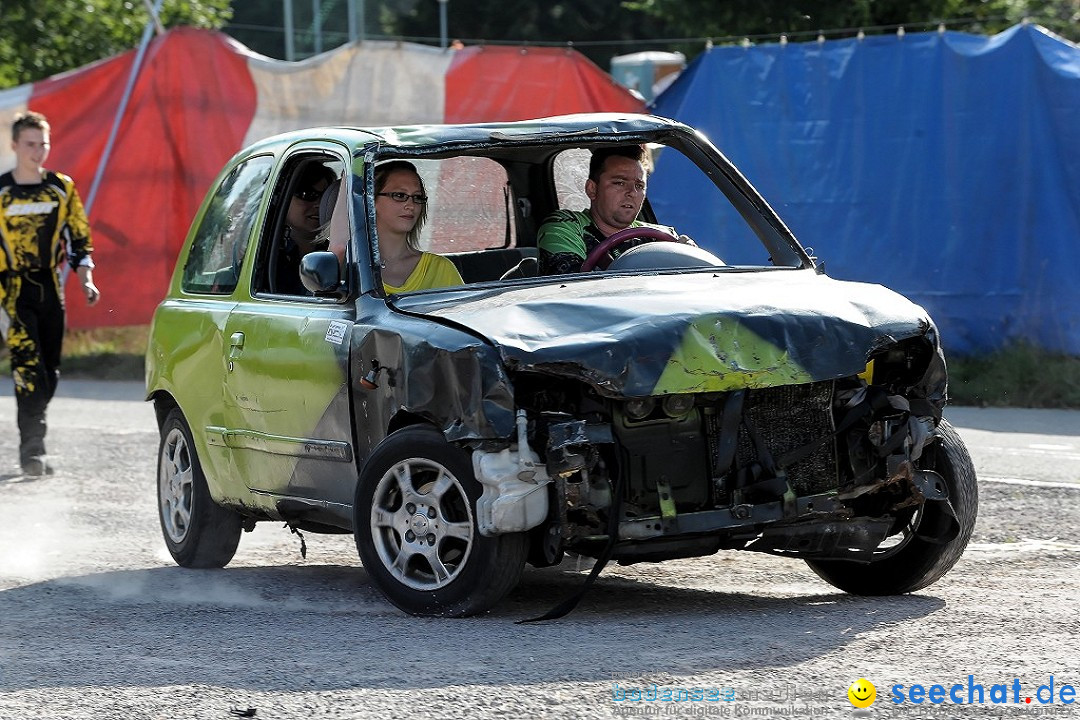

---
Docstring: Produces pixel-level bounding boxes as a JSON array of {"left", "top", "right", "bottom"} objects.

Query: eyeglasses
[
  {"left": 377, "top": 191, "right": 427, "bottom": 205},
  {"left": 293, "top": 188, "right": 323, "bottom": 202}
]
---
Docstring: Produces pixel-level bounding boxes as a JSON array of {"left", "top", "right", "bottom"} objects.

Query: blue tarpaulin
[{"left": 650, "top": 24, "right": 1080, "bottom": 356}]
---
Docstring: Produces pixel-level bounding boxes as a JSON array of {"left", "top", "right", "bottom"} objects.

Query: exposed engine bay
[{"left": 471, "top": 336, "right": 959, "bottom": 568}]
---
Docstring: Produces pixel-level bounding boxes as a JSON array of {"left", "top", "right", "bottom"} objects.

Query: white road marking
[
  {"left": 967, "top": 539, "right": 1080, "bottom": 554},
  {"left": 979, "top": 475, "right": 1080, "bottom": 490}
]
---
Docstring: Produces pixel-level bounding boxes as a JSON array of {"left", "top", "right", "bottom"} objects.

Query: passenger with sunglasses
[
  {"left": 373, "top": 160, "right": 463, "bottom": 294},
  {"left": 276, "top": 163, "right": 336, "bottom": 294}
]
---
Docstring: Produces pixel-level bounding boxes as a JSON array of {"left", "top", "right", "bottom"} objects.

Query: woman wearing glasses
[{"left": 373, "top": 161, "right": 463, "bottom": 294}]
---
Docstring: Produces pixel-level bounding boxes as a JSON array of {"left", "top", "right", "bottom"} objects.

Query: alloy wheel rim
[
  {"left": 159, "top": 427, "right": 194, "bottom": 544},
  {"left": 370, "top": 458, "right": 475, "bottom": 591}
]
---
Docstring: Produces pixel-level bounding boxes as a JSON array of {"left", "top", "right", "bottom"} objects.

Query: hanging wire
[
  {"left": 224, "top": 14, "right": 1024, "bottom": 52},
  {"left": 221, "top": 12, "right": 1080, "bottom": 66}
]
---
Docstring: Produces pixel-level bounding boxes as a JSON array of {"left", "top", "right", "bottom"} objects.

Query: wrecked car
[{"left": 146, "top": 113, "right": 977, "bottom": 617}]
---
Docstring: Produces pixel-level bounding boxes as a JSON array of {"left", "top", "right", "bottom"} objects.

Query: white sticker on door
[{"left": 325, "top": 320, "right": 349, "bottom": 345}]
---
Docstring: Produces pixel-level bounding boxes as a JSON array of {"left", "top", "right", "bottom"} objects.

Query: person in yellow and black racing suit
[{"left": 0, "top": 111, "right": 100, "bottom": 476}]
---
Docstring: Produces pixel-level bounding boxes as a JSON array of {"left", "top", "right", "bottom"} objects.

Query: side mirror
[{"left": 300, "top": 251, "right": 344, "bottom": 296}]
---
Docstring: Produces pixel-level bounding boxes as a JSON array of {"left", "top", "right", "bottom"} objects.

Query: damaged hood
[{"left": 390, "top": 269, "right": 935, "bottom": 397}]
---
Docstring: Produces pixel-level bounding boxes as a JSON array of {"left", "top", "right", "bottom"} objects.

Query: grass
[
  {"left": 947, "top": 342, "right": 1080, "bottom": 409},
  {"left": 0, "top": 325, "right": 148, "bottom": 381},
  {"left": 0, "top": 327, "right": 1077, "bottom": 408}
]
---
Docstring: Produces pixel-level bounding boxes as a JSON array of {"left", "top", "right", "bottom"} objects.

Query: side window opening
[
  {"left": 254, "top": 154, "right": 345, "bottom": 297},
  {"left": 553, "top": 143, "right": 779, "bottom": 266},
  {"left": 371, "top": 155, "right": 523, "bottom": 286},
  {"left": 181, "top": 155, "right": 273, "bottom": 295},
  {"left": 648, "top": 145, "right": 776, "bottom": 266},
  {"left": 403, "top": 156, "right": 517, "bottom": 255}
]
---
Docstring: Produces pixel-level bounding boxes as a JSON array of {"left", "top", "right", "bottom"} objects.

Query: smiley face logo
[{"left": 848, "top": 678, "right": 876, "bottom": 708}]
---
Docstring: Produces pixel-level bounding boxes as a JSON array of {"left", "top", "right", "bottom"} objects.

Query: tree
[
  {"left": 625, "top": 0, "right": 1078, "bottom": 43},
  {"left": 221, "top": 1, "right": 1080, "bottom": 71},
  {"left": 382, "top": 0, "right": 686, "bottom": 67},
  {"left": 0, "top": 0, "right": 232, "bottom": 88},
  {"left": 377, "top": 0, "right": 1076, "bottom": 68},
  {"left": 11, "top": 0, "right": 1065, "bottom": 89},
  {"left": 229, "top": 0, "right": 360, "bottom": 60}
]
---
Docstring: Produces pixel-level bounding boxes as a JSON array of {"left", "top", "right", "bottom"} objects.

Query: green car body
[{"left": 147, "top": 114, "right": 976, "bottom": 617}]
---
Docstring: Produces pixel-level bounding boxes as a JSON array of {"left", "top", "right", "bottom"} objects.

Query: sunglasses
[
  {"left": 377, "top": 191, "right": 428, "bottom": 205},
  {"left": 293, "top": 188, "right": 323, "bottom": 202}
]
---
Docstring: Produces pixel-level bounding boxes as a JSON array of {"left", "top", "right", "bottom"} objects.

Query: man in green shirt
[{"left": 537, "top": 144, "right": 690, "bottom": 275}]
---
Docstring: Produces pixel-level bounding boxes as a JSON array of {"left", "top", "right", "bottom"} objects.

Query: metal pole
[
  {"left": 438, "top": 0, "right": 448, "bottom": 49},
  {"left": 284, "top": 0, "right": 295, "bottom": 60},
  {"left": 347, "top": 0, "right": 356, "bottom": 42},
  {"left": 313, "top": 0, "right": 322, "bottom": 54},
  {"left": 85, "top": 0, "right": 165, "bottom": 215},
  {"left": 140, "top": 0, "right": 165, "bottom": 35},
  {"left": 359, "top": 0, "right": 365, "bottom": 41}
]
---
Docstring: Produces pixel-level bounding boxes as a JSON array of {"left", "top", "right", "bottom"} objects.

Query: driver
[{"left": 537, "top": 144, "right": 693, "bottom": 275}]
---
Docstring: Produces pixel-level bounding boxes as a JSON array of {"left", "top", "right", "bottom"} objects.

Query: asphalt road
[{"left": 0, "top": 380, "right": 1078, "bottom": 720}]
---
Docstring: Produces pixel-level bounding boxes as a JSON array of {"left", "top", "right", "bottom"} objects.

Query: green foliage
[
  {"left": 234, "top": 0, "right": 692, "bottom": 65},
  {"left": 379, "top": 0, "right": 689, "bottom": 67},
  {"left": 0, "top": 0, "right": 232, "bottom": 88},
  {"left": 230, "top": 0, "right": 360, "bottom": 60},
  {"left": 4, "top": 0, "right": 1075, "bottom": 86},
  {"left": 624, "top": 0, "right": 876, "bottom": 39},
  {"left": 625, "top": 0, "right": 1077, "bottom": 42},
  {"left": 948, "top": 342, "right": 1080, "bottom": 408},
  {"left": 378, "top": 0, "right": 1076, "bottom": 66},
  {"left": 391, "top": 0, "right": 653, "bottom": 41}
]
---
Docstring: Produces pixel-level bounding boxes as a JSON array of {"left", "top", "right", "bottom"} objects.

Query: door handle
[{"left": 229, "top": 332, "right": 245, "bottom": 360}]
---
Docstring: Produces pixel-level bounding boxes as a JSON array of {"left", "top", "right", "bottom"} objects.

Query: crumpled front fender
[{"left": 352, "top": 324, "right": 515, "bottom": 460}]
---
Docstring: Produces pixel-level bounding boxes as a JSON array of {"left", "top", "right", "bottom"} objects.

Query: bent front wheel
[
  {"left": 806, "top": 419, "right": 978, "bottom": 594},
  {"left": 354, "top": 426, "right": 527, "bottom": 617}
]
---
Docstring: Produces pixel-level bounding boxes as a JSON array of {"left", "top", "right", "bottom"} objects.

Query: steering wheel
[{"left": 580, "top": 226, "right": 679, "bottom": 272}]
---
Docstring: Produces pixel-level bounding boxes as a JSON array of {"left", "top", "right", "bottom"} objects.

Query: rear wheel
[
  {"left": 354, "top": 426, "right": 527, "bottom": 617},
  {"left": 158, "top": 408, "right": 243, "bottom": 568},
  {"left": 806, "top": 419, "right": 978, "bottom": 594}
]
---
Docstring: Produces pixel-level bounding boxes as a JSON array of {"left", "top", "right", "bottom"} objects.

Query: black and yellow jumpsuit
[{"left": 0, "top": 169, "right": 93, "bottom": 468}]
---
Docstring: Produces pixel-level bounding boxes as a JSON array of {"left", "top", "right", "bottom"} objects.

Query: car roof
[{"left": 243, "top": 113, "right": 693, "bottom": 156}]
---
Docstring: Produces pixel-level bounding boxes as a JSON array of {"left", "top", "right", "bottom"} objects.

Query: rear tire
[
  {"left": 354, "top": 426, "right": 527, "bottom": 617},
  {"left": 157, "top": 409, "right": 243, "bottom": 568},
  {"left": 806, "top": 419, "right": 978, "bottom": 594}
]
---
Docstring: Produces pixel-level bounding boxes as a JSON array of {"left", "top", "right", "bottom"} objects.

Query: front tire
[
  {"left": 157, "top": 408, "right": 242, "bottom": 568},
  {"left": 806, "top": 419, "right": 978, "bottom": 594},
  {"left": 354, "top": 426, "right": 527, "bottom": 617}
]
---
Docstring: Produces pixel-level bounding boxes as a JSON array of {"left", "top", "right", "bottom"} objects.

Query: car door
[
  {"left": 155, "top": 152, "right": 274, "bottom": 496},
  {"left": 216, "top": 146, "right": 359, "bottom": 511}
]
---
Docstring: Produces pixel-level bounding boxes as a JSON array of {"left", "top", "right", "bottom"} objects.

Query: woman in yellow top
[{"left": 374, "top": 161, "right": 464, "bottom": 294}]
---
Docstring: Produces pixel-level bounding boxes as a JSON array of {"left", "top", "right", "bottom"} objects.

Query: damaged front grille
[{"left": 733, "top": 381, "right": 838, "bottom": 496}]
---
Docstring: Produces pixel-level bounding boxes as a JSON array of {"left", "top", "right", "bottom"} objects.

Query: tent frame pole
[{"left": 85, "top": 0, "right": 165, "bottom": 216}]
